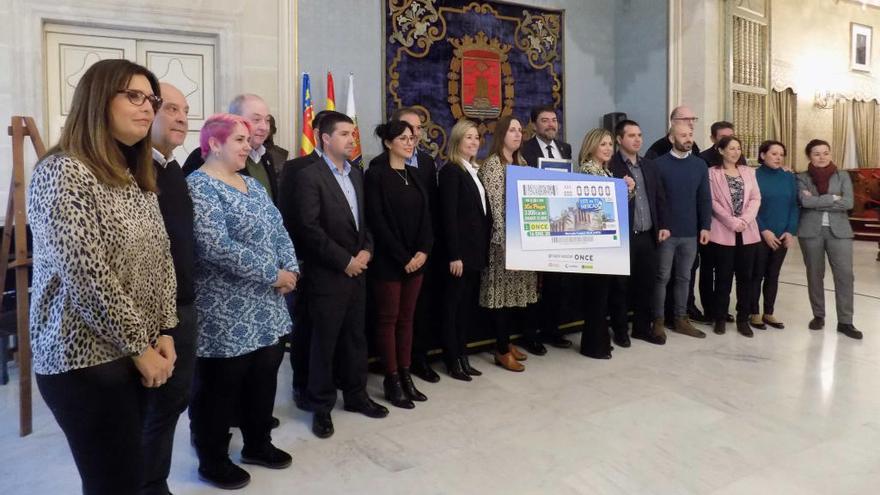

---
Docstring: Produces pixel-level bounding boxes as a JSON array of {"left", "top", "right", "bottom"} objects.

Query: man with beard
[{"left": 651, "top": 125, "right": 712, "bottom": 342}]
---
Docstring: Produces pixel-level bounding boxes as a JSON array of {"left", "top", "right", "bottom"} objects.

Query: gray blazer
[{"left": 796, "top": 170, "right": 854, "bottom": 239}]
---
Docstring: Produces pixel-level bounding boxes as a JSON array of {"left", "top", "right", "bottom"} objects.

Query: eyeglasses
[
  {"left": 672, "top": 116, "right": 699, "bottom": 123},
  {"left": 117, "top": 89, "right": 163, "bottom": 112}
]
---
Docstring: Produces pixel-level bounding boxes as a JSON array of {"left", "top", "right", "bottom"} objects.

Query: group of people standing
[{"left": 26, "top": 60, "right": 862, "bottom": 495}]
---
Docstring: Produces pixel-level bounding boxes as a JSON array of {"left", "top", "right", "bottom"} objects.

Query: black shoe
[
  {"left": 344, "top": 397, "right": 390, "bottom": 418},
  {"left": 445, "top": 359, "right": 472, "bottom": 381},
  {"left": 410, "top": 359, "right": 440, "bottom": 383},
  {"left": 688, "top": 308, "right": 710, "bottom": 323},
  {"left": 312, "top": 412, "right": 334, "bottom": 439},
  {"left": 612, "top": 332, "right": 631, "bottom": 348},
  {"left": 459, "top": 356, "right": 482, "bottom": 376},
  {"left": 726, "top": 313, "right": 735, "bottom": 323},
  {"left": 520, "top": 339, "right": 548, "bottom": 356},
  {"left": 270, "top": 416, "right": 280, "bottom": 429},
  {"left": 736, "top": 321, "right": 754, "bottom": 338},
  {"left": 543, "top": 334, "right": 573, "bottom": 348},
  {"left": 579, "top": 348, "right": 612, "bottom": 359},
  {"left": 809, "top": 317, "right": 825, "bottom": 330},
  {"left": 399, "top": 368, "right": 427, "bottom": 401},
  {"left": 241, "top": 443, "right": 292, "bottom": 469},
  {"left": 713, "top": 320, "right": 726, "bottom": 335},
  {"left": 383, "top": 373, "right": 415, "bottom": 409},
  {"left": 837, "top": 323, "right": 863, "bottom": 340},
  {"left": 198, "top": 459, "right": 251, "bottom": 490}
]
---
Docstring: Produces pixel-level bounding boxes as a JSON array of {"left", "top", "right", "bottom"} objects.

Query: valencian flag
[
  {"left": 299, "top": 73, "right": 316, "bottom": 157},
  {"left": 345, "top": 72, "right": 363, "bottom": 168},
  {"left": 326, "top": 71, "right": 336, "bottom": 111}
]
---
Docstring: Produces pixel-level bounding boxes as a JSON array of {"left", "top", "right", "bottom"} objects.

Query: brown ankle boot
[
  {"left": 651, "top": 318, "right": 668, "bottom": 344},
  {"left": 508, "top": 344, "right": 527, "bottom": 361},
  {"left": 494, "top": 352, "right": 525, "bottom": 372},
  {"left": 672, "top": 317, "right": 706, "bottom": 338}
]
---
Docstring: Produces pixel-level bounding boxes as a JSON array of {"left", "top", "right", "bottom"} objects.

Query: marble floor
[{"left": 2, "top": 241, "right": 879, "bottom": 495}]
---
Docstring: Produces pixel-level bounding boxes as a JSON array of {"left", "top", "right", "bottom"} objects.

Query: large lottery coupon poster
[{"left": 505, "top": 166, "right": 630, "bottom": 275}]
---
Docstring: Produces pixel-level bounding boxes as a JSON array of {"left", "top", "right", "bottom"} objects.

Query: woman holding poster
[{"left": 478, "top": 116, "right": 541, "bottom": 372}]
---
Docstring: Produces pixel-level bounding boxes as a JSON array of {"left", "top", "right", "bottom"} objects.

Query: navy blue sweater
[
  {"left": 653, "top": 152, "right": 712, "bottom": 237},
  {"left": 755, "top": 165, "right": 799, "bottom": 236}
]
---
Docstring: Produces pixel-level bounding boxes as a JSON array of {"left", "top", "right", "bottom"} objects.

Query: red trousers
[{"left": 373, "top": 274, "right": 424, "bottom": 374}]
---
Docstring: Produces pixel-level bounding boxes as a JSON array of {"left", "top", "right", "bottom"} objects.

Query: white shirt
[
  {"left": 151, "top": 148, "right": 173, "bottom": 168},
  {"left": 248, "top": 144, "right": 266, "bottom": 163},
  {"left": 536, "top": 136, "right": 561, "bottom": 159},
  {"left": 670, "top": 148, "right": 692, "bottom": 159},
  {"left": 462, "top": 160, "right": 487, "bottom": 214}
]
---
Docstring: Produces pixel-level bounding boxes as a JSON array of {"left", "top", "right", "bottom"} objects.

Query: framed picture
[
  {"left": 851, "top": 23, "right": 872, "bottom": 72},
  {"left": 537, "top": 158, "right": 573, "bottom": 173}
]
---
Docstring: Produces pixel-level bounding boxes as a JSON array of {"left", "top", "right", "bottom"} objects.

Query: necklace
[{"left": 393, "top": 167, "right": 408, "bottom": 185}]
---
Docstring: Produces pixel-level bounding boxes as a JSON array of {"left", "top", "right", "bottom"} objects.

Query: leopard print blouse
[{"left": 27, "top": 154, "right": 178, "bottom": 375}]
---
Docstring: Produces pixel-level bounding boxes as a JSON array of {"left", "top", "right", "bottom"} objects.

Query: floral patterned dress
[{"left": 477, "top": 154, "right": 538, "bottom": 309}]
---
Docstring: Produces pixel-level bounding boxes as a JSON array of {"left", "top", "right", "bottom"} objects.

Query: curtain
[
  {"left": 769, "top": 88, "right": 797, "bottom": 171},
  {"left": 832, "top": 99, "right": 851, "bottom": 167},
  {"left": 852, "top": 100, "right": 879, "bottom": 168}
]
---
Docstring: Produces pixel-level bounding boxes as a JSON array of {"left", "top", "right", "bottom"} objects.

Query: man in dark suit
[
  {"left": 380, "top": 106, "right": 441, "bottom": 383},
  {"left": 520, "top": 105, "right": 573, "bottom": 353},
  {"left": 182, "top": 94, "right": 280, "bottom": 203},
  {"left": 645, "top": 105, "right": 702, "bottom": 159},
  {"left": 292, "top": 112, "right": 388, "bottom": 439},
  {"left": 144, "top": 82, "right": 197, "bottom": 495},
  {"left": 278, "top": 110, "right": 333, "bottom": 409},
  {"left": 520, "top": 104, "right": 573, "bottom": 168},
  {"left": 607, "top": 119, "right": 669, "bottom": 346}
]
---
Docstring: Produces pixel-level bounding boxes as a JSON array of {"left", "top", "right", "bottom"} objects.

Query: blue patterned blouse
[{"left": 187, "top": 171, "right": 299, "bottom": 358}]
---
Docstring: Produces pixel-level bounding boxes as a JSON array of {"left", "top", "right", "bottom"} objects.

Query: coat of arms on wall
[{"left": 384, "top": 0, "right": 564, "bottom": 161}]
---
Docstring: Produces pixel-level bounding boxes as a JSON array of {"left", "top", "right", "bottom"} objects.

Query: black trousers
[
  {"left": 37, "top": 357, "right": 147, "bottom": 495},
  {"left": 441, "top": 268, "right": 480, "bottom": 363},
  {"left": 711, "top": 235, "right": 758, "bottom": 322},
  {"left": 306, "top": 278, "right": 369, "bottom": 413},
  {"left": 287, "top": 287, "right": 311, "bottom": 393},
  {"left": 190, "top": 342, "right": 285, "bottom": 464},
  {"left": 750, "top": 243, "right": 788, "bottom": 315},
  {"left": 581, "top": 274, "right": 612, "bottom": 356},
  {"left": 489, "top": 304, "right": 539, "bottom": 354},
  {"left": 411, "top": 263, "right": 439, "bottom": 363},
  {"left": 696, "top": 242, "right": 716, "bottom": 318},
  {"left": 141, "top": 304, "right": 197, "bottom": 495},
  {"left": 537, "top": 272, "right": 572, "bottom": 340},
  {"left": 614, "top": 231, "right": 657, "bottom": 335}
]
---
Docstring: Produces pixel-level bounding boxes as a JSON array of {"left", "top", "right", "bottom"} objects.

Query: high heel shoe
[
  {"left": 399, "top": 368, "right": 427, "bottom": 402},
  {"left": 494, "top": 351, "right": 525, "bottom": 372},
  {"left": 459, "top": 356, "right": 482, "bottom": 376},
  {"left": 445, "top": 359, "right": 472, "bottom": 381},
  {"left": 383, "top": 374, "right": 414, "bottom": 409}
]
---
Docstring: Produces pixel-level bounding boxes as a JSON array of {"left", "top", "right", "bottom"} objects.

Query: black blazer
[
  {"left": 279, "top": 151, "right": 321, "bottom": 237},
  {"left": 293, "top": 159, "right": 373, "bottom": 294},
  {"left": 364, "top": 161, "right": 433, "bottom": 280},
  {"left": 437, "top": 162, "right": 491, "bottom": 271},
  {"left": 182, "top": 147, "right": 280, "bottom": 202},
  {"left": 608, "top": 151, "right": 668, "bottom": 237},
  {"left": 520, "top": 136, "right": 572, "bottom": 168},
  {"left": 645, "top": 135, "right": 702, "bottom": 159}
]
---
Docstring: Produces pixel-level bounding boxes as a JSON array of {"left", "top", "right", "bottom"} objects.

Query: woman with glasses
[
  {"left": 365, "top": 120, "right": 433, "bottom": 408},
  {"left": 28, "top": 59, "right": 177, "bottom": 495}
]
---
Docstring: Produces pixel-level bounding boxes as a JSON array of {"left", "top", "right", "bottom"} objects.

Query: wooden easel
[{"left": 3, "top": 116, "right": 43, "bottom": 436}]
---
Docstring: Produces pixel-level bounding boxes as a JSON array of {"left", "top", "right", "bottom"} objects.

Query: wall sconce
[{"left": 814, "top": 91, "right": 839, "bottom": 109}]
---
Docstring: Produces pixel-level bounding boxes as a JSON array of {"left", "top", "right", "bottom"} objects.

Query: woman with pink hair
[{"left": 187, "top": 113, "right": 299, "bottom": 490}]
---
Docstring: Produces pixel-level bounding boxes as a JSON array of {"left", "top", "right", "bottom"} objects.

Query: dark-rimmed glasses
[{"left": 117, "top": 89, "right": 163, "bottom": 112}]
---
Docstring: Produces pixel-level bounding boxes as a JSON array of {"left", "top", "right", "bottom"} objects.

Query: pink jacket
[{"left": 708, "top": 165, "right": 761, "bottom": 246}]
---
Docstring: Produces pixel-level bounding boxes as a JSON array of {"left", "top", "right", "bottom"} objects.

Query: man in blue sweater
[{"left": 652, "top": 125, "right": 712, "bottom": 340}]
